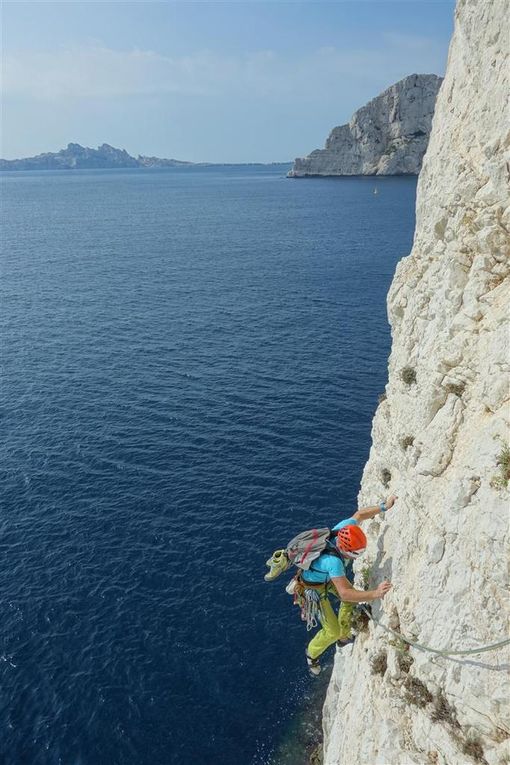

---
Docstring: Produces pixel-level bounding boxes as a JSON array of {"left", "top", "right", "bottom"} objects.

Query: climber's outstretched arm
[{"left": 352, "top": 494, "right": 397, "bottom": 522}]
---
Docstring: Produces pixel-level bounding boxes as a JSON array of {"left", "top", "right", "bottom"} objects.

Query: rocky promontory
[
  {"left": 289, "top": 74, "right": 443, "bottom": 177},
  {"left": 0, "top": 143, "right": 292, "bottom": 171},
  {"left": 0, "top": 143, "right": 194, "bottom": 171}
]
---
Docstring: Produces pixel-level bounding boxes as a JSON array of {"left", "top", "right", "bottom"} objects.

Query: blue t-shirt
[{"left": 301, "top": 517, "right": 358, "bottom": 584}]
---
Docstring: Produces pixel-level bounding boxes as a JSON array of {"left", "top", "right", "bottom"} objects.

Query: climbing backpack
[
  {"left": 263, "top": 528, "right": 341, "bottom": 629},
  {"left": 284, "top": 528, "right": 340, "bottom": 630},
  {"left": 285, "top": 527, "right": 336, "bottom": 571},
  {"left": 264, "top": 527, "right": 341, "bottom": 582}
]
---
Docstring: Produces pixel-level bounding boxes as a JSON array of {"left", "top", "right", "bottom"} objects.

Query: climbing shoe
[
  {"left": 264, "top": 549, "right": 289, "bottom": 581},
  {"left": 336, "top": 636, "right": 355, "bottom": 648},
  {"left": 305, "top": 652, "right": 321, "bottom": 677}
]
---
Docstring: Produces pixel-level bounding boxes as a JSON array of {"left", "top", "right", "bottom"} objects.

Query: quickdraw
[{"left": 288, "top": 576, "right": 324, "bottom": 631}]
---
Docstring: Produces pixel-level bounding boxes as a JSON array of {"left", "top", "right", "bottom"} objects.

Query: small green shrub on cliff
[
  {"left": 352, "top": 607, "right": 370, "bottom": 633},
  {"left": 492, "top": 441, "right": 510, "bottom": 489},
  {"left": 431, "top": 691, "right": 460, "bottom": 729},
  {"left": 381, "top": 468, "right": 392, "bottom": 488},
  {"left": 371, "top": 651, "right": 387, "bottom": 677},
  {"left": 397, "top": 651, "right": 414, "bottom": 674},
  {"left": 401, "top": 436, "right": 414, "bottom": 450},
  {"left": 403, "top": 676, "right": 433, "bottom": 708},
  {"left": 309, "top": 743, "right": 323, "bottom": 765},
  {"left": 359, "top": 563, "right": 372, "bottom": 590},
  {"left": 445, "top": 382, "right": 465, "bottom": 397},
  {"left": 401, "top": 366, "right": 417, "bottom": 385},
  {"left": 389, "top": 637, "right": 408, "bottom": 653},
  {"left": 462, "top": 735, "right": 487, "bottom": 764}
]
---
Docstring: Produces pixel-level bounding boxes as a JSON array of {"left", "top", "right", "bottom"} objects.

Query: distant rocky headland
[
  {"left": 289, "top": 73, "right": 443, "bottom": 178},
  {"left": 0, "top": 143, "right": 290, "bottom": 171},
  {"left": 0, "top": 143, "right": 194, "bottom": 171}
]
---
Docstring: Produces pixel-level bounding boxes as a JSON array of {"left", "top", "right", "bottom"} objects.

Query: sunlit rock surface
[
  {"left": 322, "top": 1, "right": 510, "bottom": 763},
  {"left": 289, "top": 74, "right": 442, "bottom": 177}
]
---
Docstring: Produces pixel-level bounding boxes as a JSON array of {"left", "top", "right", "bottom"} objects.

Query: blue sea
[{"left": 0, "top": 166, "right": 416, "bottom": 765}]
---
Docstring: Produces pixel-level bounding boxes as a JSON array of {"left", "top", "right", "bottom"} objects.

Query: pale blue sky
[{"left": 2, "top": 1, "right": 455, "bottom": 162}]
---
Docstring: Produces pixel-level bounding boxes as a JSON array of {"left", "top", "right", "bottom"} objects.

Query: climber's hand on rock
[
  {"left": 376, "top": 581, "right": 392, "bottom": 599},
  {"left": 386, "top": 495, "right": 397, "bottom": 510}
]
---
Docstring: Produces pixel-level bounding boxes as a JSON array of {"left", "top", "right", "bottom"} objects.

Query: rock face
[
  {"left": 0, "top": 143, "right": 193, "bottom": 170},
  {"left": 289, "top": 74, "right": 443, "bottom": 177},
  {"left": 322, "top": 1, "right": 509, "bottom": 764}
]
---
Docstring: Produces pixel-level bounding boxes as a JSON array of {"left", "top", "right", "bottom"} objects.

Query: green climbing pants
[{"left": 306, "top": 587, "right": 354, "bottom": 660}]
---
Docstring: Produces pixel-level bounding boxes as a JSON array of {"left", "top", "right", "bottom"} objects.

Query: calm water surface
[{"left": 1, "top": 167, "right": 416, "bottom": 765}]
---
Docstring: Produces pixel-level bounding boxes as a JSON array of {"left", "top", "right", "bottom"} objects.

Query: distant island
[
  {"left": 289, "top": 73, "right": 443, "bottom": 177},
  {"left": 0, "top": 143, "right": 291, "bottom": 171}
]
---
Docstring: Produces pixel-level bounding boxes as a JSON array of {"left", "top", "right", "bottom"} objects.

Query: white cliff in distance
[
  {"left": 321, "top": 0, "right": 509, "bottom": 763},
  {"left": 289, "top": 74, "right": 442, "bottom": 177}
]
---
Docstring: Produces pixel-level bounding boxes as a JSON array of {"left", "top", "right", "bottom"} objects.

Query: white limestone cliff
[
  {"left": 289, "top": 74, "right": 442, "bottom": 177},
  {"left": 321, "top": 1, "right": 510, "bottom": 763}
]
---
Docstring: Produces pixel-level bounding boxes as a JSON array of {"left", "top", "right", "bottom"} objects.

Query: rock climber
[
  {"left": 303, "top": 495, "right": 395, "bottom": 675},
  {"left": 266, "top": 495, "right": 396, "bottom": 676}
]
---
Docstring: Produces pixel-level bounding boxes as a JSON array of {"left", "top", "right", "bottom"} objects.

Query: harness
[
  {"left": 284, "top": 531, "right": 352, "bottom": 629},
  {"left": 291, "top": 544, "right": 346, "bottom": 629}
]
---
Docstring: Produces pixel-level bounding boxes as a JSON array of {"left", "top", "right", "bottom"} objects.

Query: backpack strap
[
  {"left": 324, "top": 538, "right": 343, "bottom": 557},
  {"left": 307, "top": 545, "right": 343, "bottom": 580}
]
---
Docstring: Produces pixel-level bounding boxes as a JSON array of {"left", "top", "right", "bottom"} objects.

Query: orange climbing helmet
[{"left": 336, "top": 524, "right": 367, "bottom": 559}]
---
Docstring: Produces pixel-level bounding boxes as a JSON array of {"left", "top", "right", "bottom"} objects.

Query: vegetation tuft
[
  {"left": 445, "top": 382, "right": 465, "bottom": 397},
  {"left": 462, "top": 736, "right": 487, "bottom": 764},
  {"left": 427, "top": 687, "right": 495, "bottom": 765},
  {"left": 352, "top": 607, "right": 370, "bottom": 633},
  {"left": 358, "top": 561, "right": 372, "bottom": 590},
  {"left": 381, "top": 468, "right": 392, "bottom": 488},
  {"left": 490, "top": 438, "right": 510, "bottom": 489},
  {"left": 403, "top": 676, "right": 433, "bottom": 708},
  {"left": 401, "top": 366, "right": 417, "bottom": 385},
  {"left": 389, "top": 636, "right": 408, "bottom": 653},
  {"left": 397, "top": 651, "right": 414, "bottom": 674},
  {"left": 401, "top": 435, "right": 415, "bottom": 450},
  {"left": 371, "top": 651, "right": 387, "bottom": 677},
  {"left": 431, "top": 691, "right": 460, "bottom": 729},
  {"left": 309, "top": 743, "right": 323, "bottom": 765}
]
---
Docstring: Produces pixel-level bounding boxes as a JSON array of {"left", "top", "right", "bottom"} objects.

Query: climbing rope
[{"left": 360, "top": 606, "right": 510, "bottom": 657}]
